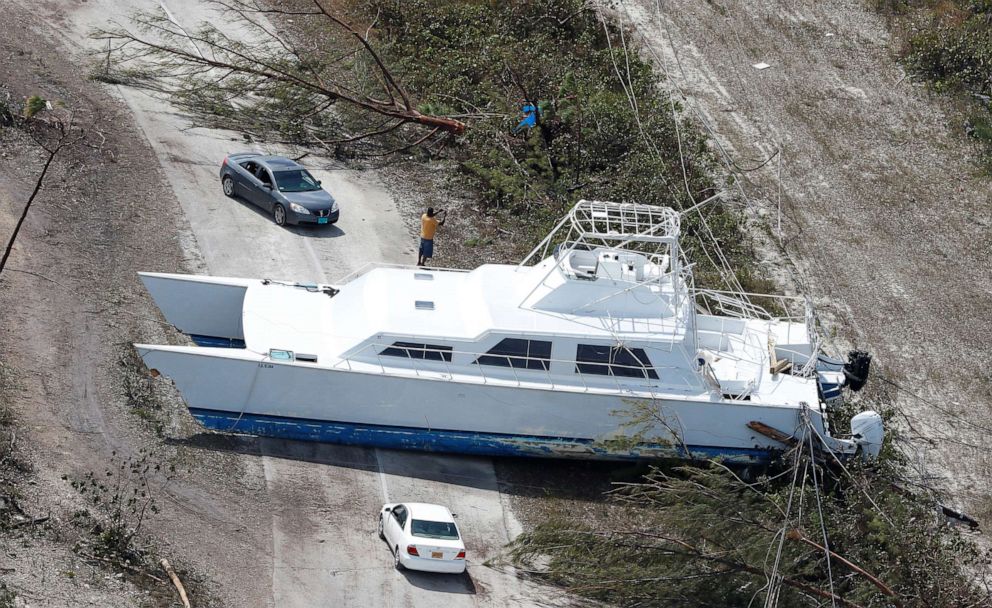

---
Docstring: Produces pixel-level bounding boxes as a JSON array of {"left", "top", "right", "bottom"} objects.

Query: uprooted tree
[
  {"left": 92, "top": 0, "right": 466, "bottom": 155},
  {"left": 508, "top": 406, "right": 992, "bottom": 607}
]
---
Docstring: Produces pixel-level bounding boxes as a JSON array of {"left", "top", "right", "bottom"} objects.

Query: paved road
[{"left": 26, "top": 1, "right": 568, "bottom": 606}]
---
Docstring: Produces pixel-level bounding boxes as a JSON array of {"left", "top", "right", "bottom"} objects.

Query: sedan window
[
  {"left": 274, "top": 169, "right": 321, "bottom": 192},
  {"left": 411, "top": 519, "right": 459, "bottom": 540},
  {"left": 392, "top": 505, "right": 407, "bottom": 526},
  {"left": 257, "top": 167, "right": 274, "bottom": 186}
]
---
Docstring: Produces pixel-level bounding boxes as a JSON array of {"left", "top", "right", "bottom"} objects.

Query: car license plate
[
  {"left": 431, "top": 551, "right": 443, "bottom": 559},
  {"left": 318, "top": 217, "right": 329, "bottom": 224}
]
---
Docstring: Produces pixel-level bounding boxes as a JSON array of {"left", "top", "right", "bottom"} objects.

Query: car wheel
[
  {"left": 222, "top": 176, "right": 235, "bottom": 198},
  {"left": 393, "top": 546, "right": 404, "bottom": 570},
  {"left": 273, "top": 204, "right": 287, "bottom": 226},
  {"left": 377, "top": 515, "right": 385, "bottom": 540}
]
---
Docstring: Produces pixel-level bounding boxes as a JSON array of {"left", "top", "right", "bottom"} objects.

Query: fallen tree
[
  {"left": 92, "top": 0, "right": 465, "bottom": 154},
  {"left": 509, "top": 428, "right": 992, "bottom": 607}
]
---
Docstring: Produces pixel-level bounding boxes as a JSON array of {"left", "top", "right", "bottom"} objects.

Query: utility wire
[
  {"left": 763, "top": 441, "right": 803, "bottom": 608},
  {"left": 602, "top": 9, "right": 749, "bottom": 298},
  {"left": 805, "top": 409, "right": 837, "bottom": 608}
]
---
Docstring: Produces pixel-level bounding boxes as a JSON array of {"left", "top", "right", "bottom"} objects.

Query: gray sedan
[{"left": 219, "top": 153, "right": 339, "bottom": 226}]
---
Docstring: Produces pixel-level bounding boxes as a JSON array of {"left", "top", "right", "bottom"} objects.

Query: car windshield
[
  {"left": 274, "top": 169, "right": 321, "bottom": 192},
  {"left": 410, "top": 519, "right": 459, "bottom": 540}
]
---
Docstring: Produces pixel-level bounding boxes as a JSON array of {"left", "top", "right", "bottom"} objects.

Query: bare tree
[
  {"left": 92, "top": 0, "right": 465, "bottom": 154},
  {"left": 0, "top": 107, "right": 85, "bottom": 277}
]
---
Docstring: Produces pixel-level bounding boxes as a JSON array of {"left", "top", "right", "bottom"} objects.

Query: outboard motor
[
  {"left": 843, "top": 350, "right": 872, "bottom": 392},
  {"left": 851, "top": 410, "right": 884, "bottom": 459}
]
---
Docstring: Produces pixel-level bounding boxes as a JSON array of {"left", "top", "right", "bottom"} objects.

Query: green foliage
[
  {"left": 511, "top": 458, "right": 990, "bottom": 607},
  {"left": 902, "top": 1, "right": 992, "bottom": 163},
  {"left": 0, "top": 583, "right": 15, "bottom": 608},
  {"left": 22, "top": 95, "right": 47, "bottom": 119},
  {"left": 968, "top": 111, "right": 992, "bottom": 142},
  {"left": 464, "top": 235, "right": 493, "bottom": 247},
  {"left": 366, "top": 0, "right": 754, "bottom": 285},
  {"left": 871, "top": 0, "right": 914, "bottom": 15},
  {"left": 906, "top": 2, "right": 992, "bottom": 95},
  {"left": 373, "top": 0, "right": 716, "bottom": 211}
]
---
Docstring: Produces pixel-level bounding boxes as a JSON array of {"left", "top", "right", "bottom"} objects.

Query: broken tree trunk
[
  {"left": 160, "top": 559, "right": 191, "bottom": 608},
  {"left": 787, "top": 529, "right": 902, "bottom": 607}
]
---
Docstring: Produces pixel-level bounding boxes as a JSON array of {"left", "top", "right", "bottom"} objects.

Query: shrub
[
  {"left": 22, "top": 95, "right": 47, "bottom": 119},
  {"left": 903, "top": 1, "right": 992, "bottom": 163},
  {"left": 70, "top": 450, "right": 169, "bottom": 563}
]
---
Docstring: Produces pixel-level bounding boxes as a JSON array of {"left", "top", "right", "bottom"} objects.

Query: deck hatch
[
  {"left": 414, "top": 273, "right": 434, "bottom": 281},
  {"left": 414, "top": 300, "right": 435, "bottom": 310}
]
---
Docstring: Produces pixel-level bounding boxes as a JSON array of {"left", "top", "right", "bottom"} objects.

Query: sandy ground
[
  {"left": 2, "top": 0, "right": 573, "bottom": 606},
  {"left": 616, "top": 0, "right": 992, "bottom": 519}
]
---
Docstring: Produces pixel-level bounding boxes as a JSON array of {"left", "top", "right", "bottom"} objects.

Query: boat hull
[
  {"left": 188, "top": 407, "right": 773, "bottom": 461},
  {"left": 138, "top": 344, "right": 826, "bottom": 463}
]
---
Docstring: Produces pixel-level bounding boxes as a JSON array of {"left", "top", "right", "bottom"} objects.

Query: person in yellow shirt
[{"left": 418, "top": 207, "right": 446, "bottom": 266}]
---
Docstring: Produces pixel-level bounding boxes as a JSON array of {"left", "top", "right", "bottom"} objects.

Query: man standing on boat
[{"left": 418, "top": 207, "right": 446, "bottom": 266}]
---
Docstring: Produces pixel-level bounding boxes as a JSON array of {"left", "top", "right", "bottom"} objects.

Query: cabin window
[
  {"left": 380, "top": 341, "right": 452, "bottom": 362},
  {"left": 575, "top": 344, "right": 659, "bottom": 379},
  {"left": 474, "top": 338, "right": 552, "bottom": 371}
]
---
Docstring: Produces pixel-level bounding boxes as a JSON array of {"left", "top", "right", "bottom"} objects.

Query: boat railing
[
  {"left": 336, "top": 262, "right": 470, "bottom": 284},
  {"left": 332, "top": 342, "right": 703, "bottom": 394},
  {"left": 691, "top": 290, "right": 824, "bottom": 379},
  {"left": 694, "top": 289, "right": 806, "bottom": 321}
]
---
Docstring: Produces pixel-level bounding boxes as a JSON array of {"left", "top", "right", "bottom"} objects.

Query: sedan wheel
[
  {"left": 393, "top": 546, "right": 404, "bottom": 570},
  {"left": 273, "top": 204, "right": 287, "bottom": 226},
  {"left": 222, "top": 176, "right": 235, "bottom": 197},
  {"left": 377, "top": 515, "right": 385, "bottom": 540}
]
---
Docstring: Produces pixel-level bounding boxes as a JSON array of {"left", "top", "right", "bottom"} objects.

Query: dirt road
[
  {"left": 619, "top": 0, "right": 992, "bottom": 518},
  {"left": 12, "top": 1, "right": 569, "bottom": 606}
]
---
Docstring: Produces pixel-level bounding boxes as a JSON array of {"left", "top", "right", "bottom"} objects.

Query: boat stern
[{"left": 139, "top": 272, "right": 254, "bottom": 346}]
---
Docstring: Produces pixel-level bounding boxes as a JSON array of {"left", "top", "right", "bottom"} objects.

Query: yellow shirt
[{"left": 421, "top": 214, "right": 439, "bottom": 240}]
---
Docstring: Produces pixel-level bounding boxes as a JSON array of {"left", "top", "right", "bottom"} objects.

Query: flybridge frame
[
  {"left": 519, "top": 200, "right": 693, "bottom": 330},
  {"left": 517, "top": 200, "right": 817, "bottom": 362},
  {"left": 521, "top": 200, "right": 682, "bottom": 273}
]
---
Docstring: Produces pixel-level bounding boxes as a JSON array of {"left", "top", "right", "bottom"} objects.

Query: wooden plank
[{"left": 747, "top": 421, "right": 797, "bottom": 446}]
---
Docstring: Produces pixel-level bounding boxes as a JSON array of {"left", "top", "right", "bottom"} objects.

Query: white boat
[{"left": 135, "top": 200, "right": 883, "bottom": 462}]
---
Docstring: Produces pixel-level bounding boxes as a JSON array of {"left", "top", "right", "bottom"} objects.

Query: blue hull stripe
[
  {"left": 188, "top": 408, "right": 774, "bottom": 463},
  {"left": 189, "top": 335, "right": 246, "bottom": 348}
]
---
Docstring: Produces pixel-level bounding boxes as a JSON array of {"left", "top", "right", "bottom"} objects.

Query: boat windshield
[
  {"left": 411, "top": 519, "right": 459, "bottom": 540},
  {"left": 274, "top": 169, "right": 321, "bottom": 192}
]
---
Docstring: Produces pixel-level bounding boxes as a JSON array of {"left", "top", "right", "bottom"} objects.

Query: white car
[{"left": 378, "top": 503, "right": 466, "bottom": 574}]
